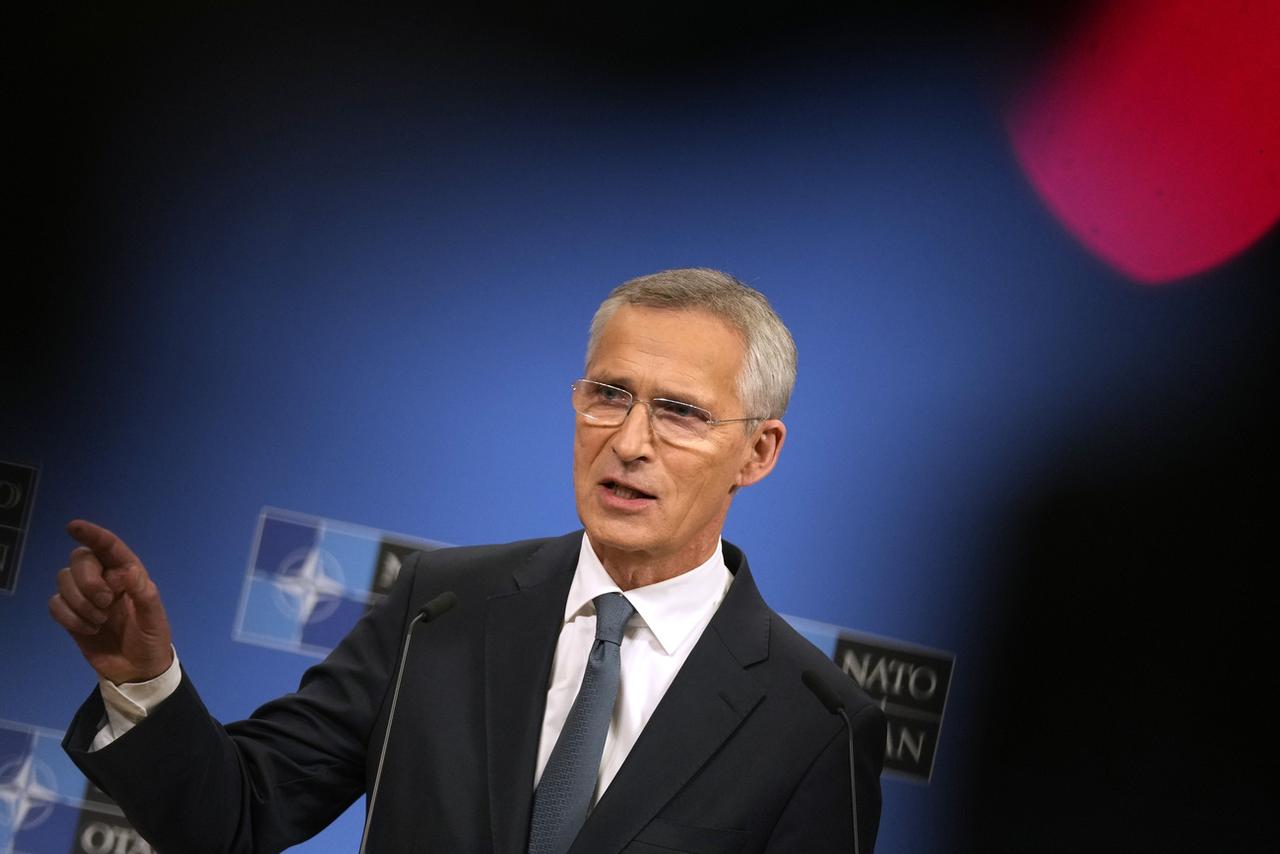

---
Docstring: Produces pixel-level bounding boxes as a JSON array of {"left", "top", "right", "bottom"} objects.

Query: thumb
[{"left": 107, "top": 561, "right": 170, "bottom": 637}]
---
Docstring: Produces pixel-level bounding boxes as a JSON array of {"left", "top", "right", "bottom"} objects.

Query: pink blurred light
[{"left": 1006, "top": 0, "right": 1280, "bottom": 284}]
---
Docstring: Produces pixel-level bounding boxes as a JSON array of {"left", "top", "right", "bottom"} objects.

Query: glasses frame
[{"left": 571, "top": 379, "right": 767, "bottom": 442}]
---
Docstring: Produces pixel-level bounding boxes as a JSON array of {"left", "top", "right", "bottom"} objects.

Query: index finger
[{"left": 66, "top": 520, "right": 143, "bottom": 571}]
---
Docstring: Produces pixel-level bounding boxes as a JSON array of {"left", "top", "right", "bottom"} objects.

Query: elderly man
[{"left": 51, "top": 268, "right": 886, "bottom": 853}]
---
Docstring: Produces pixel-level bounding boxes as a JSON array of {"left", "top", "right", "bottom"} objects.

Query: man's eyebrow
[
  {"left": 661, "top": 389, "right": 712, "bottom": 410},
  {"left": 588, "top": 374, "right": 634, "bottom": 390},
  {"left": 587, "top": 375, "right": 709, "bottom": 406}
]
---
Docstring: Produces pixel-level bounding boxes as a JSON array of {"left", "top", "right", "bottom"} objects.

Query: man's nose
[{"left": 612, "top": 401, "right": 654, "bottom": 459}]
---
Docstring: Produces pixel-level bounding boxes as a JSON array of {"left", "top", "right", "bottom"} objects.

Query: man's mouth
[{"left": 602, "top": 480, "right": 656, "bottom": 500}]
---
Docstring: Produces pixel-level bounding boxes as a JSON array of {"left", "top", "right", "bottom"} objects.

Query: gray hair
[{"left": 586, "top": 268, "right": 797, "bottom": 420}]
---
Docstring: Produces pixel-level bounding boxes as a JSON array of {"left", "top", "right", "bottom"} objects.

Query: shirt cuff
[{"left": 90, "top": 649, "right": 181, "bottom": 751}]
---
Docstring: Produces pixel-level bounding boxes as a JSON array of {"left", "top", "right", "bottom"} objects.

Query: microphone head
[
  {"left": 416, "top": 591, "right": 458, "bottom": 623},
  {"left": 801, "top": 669, "right": 846, "bottom": 715}
]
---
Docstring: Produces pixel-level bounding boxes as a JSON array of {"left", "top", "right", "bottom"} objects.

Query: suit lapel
[
  {"left": 486, "top": 532, "right": 581, "bottom": 854},
  {"left": 568, "top": 547, "right": 771, "bottom": 854}
]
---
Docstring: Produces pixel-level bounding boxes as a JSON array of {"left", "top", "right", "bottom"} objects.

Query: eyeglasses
[{"left": 571, "top": 379, "right": 766, "bottom": 444}]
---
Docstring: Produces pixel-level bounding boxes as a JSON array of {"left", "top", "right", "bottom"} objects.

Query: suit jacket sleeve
[{"left": 61, "top": 551, "right": 418, "bottom": 854}]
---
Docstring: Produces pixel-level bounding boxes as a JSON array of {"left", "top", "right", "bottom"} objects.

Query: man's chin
[{"left": 583, "top": 522, "right": 656, "bottom": 555}]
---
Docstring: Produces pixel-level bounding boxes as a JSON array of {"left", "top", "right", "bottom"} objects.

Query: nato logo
[
  {"left": 0, "top": 461, "right": 40, "bottom": 596},
  {"left": 233, "top": 508, "right": 447, "bottom": 657},
  {"left": 785, "top": 616, "right": 955, "bottom": 783},
  {"left": 0, "top": 719, "right": 149, "bottom": 854}
]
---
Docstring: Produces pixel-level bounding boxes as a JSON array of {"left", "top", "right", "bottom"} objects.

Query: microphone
[
  {"left": 801, "top": 669, "right": 862, "bottom": 854},
  {"left": 358, "top": 591, "right": 458, "bottom": 854}
]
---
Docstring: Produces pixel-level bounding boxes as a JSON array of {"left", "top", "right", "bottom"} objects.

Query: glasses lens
[
  {"left": 573, "top": 381, "right": 631, "bottom": 425},
  {"left": 651, "top": 399, "right": 711, "bottom": 443}
]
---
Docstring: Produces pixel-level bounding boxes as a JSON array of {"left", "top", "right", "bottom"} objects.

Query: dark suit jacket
[{"left": 64, "top": 532, "right": 886, "bottom": 853}]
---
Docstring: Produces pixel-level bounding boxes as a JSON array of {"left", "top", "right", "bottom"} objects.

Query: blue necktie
[{"left": 527, "top": 592, "right": 636, "bottom": 854}]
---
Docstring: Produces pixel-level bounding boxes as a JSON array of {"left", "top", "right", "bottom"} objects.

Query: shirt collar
[{"left": 568, "top": 534, "right": 734, "bottom": 656}]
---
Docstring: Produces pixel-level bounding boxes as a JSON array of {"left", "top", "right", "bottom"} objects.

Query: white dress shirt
[
  {"left": 91, "top": 646, "right": 182, "bottom": 752},
  {"left": 533, "top": 535, "right": 733, "bottom": 803},
  {"left": 94, "top": 533, "right": 734, "bottom": 799}
]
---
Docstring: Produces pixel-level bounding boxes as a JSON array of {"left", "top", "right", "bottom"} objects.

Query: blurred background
[{"left": 3, "top": 2, "right": 1276, "bottom": 851}]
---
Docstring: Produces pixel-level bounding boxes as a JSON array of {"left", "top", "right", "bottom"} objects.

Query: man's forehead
[
  {"left": 595, "top": 305, "right": 741, "bottom": 344},
  {"left": 591, "top": 305, "right": 740, "bottom": 354},
  {"left": 586, "top": 305, "right": 744, "bottom": 398}
]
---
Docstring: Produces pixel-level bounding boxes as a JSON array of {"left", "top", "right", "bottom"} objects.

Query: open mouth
[{"left": 602, "top": 479, "right": 656, "bottom": 500}]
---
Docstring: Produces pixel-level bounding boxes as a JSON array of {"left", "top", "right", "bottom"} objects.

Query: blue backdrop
[{"left": 4, "top": 4, "right": 1275, "bottom": 852}]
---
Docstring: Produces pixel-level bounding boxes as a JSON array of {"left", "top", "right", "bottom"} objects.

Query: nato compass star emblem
[
  {"left": 1, "top": 720, "right": 139, "bottom": 854},
  {"left": 269, "top": 546, "right": 348, "bottom": 625},
  {"left": 234, "top": 508, "right": 448, "bottom": 657},
  {"left": 0, "top": 750, "right": 58, "bottom": 839}
]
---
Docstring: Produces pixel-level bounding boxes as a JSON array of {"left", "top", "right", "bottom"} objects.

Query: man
[{"left": 50, "top": 268, "right": 886, "bottom": 853}]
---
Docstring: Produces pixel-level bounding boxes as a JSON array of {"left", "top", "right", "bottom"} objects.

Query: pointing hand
[{"left": 49, "top": 520, "right": 174, "bottom": 685}]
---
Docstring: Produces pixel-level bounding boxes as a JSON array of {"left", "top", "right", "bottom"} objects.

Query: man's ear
[{"left": 735, "top": 419, "right": 786, "bottom": 489}]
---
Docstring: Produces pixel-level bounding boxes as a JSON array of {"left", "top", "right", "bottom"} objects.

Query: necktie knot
[{"left": 592, "top": 592, "right": 634, "bottom": 645}]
